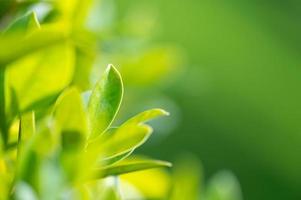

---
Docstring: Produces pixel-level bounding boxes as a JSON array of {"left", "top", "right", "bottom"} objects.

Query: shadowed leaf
[{"left": 4, "top": 11, "right": 40, "bottom": 34}]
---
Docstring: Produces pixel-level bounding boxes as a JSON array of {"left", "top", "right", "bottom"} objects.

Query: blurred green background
[{"left": 116, "top": 0, "right": 301, "bottom": 200}]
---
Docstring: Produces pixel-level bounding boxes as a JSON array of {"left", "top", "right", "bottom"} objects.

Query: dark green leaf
[
  {"left": 4, "top": 11, "right": 40, "bottom": 34},
  {"left": 88, "top": 64, "right": 123, "bottom": 139}
]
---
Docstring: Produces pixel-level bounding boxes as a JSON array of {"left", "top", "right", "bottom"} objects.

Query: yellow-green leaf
[
  {"left": 101, "top": 125, "right": 152, "bottom": 159},
  {"left": 88, "top": 109, "right": 169, "bottom": 160},
  {"left": 7, "top": 42, "right": 74, "bottom": 112},
  {"left": 19, "top": 111, "right": 35, "bottom": 147},
  {"left": 122, "top": 108, "right": 169, "bottom": 127},
  {"left": 102, "top": 149, "right": 134, "bottom": 166},
  {"left": 0, "top": 24, "right": 69, "bottom": 66},
  {"left": 54, "top": 88, "right": 87, "bottom": 150},
  {"left": 95, "top": 158, "right": 172, "bottom": 178}
]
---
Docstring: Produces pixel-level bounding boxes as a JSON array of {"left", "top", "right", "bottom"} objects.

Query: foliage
[
  {"left": 1, "top": 51, "right": 170, "bottom": 199},
  {"left": 0, "top": 1, "right": 243, "bottom": 200},
  {"left": 0, "top": 4, "right": 172, "bottom": 198}
]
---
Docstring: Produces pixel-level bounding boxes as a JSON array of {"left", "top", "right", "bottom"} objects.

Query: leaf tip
[
  {"left": 162, "top": 161, "right": 173, "bottom": 167},
  {"left": 106, "top": 64, "right": 118, "bottom": 75},
  {"left": 106, "top": 63, "right": 124, "bottom": 94},
  {"left": 154, "top": 108, "right": 170, "bottom": 116},
  {"left": 162, "top": 109, "right": 170, "bottom": 116}
]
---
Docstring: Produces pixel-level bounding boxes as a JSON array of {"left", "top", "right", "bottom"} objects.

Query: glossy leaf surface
[{"left": 88, "top": 65, "right": 123, "bottom": 139}]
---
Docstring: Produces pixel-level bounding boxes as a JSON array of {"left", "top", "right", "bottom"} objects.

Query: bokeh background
[{"left": 115, "top": 0, "right": 301, "bottom": 200}]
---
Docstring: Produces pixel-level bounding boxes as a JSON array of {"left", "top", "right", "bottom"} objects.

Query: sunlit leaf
[
  {"left": 52, "top": 0, "right": 93, "bottom": 28},
  {"left": 53, "top": 88, "right": 89, "bottom": 184},
  {"left": 95, "top": 158, "right": 171, "bottom": 178},
  {"left": 88, "top": 64, "right": 123, "bottom": 139},
  {"left": 72, "top": 47, "right": 95, "bottom": 90},
  {"left": 0, "top": 3, "right": 176, "bottom": 200},
  {"left": 101, "top": 124, "right": 152, "bottom": 159},
  {"left": 54, "top": 88, "right": 87, "bottom": 151},
  {"left": 0, "top": 9, "right": 32, "bottom": 143},
  {"left": 19, "top": 111, "right": 35, "bottom": 150},
  {"left": 120, "top": 168, "right": 170, "bottom": 199},
  {"left": 17, "top": 126, "right": 54, "bottom": 184},
  {"left": 7, "top": 42, "right": 74, "bottom": 112},
  {"left": 88, "top": 108, "right": 169, "bottom": 161},
  {"left": 103, "top": 149, "right": 134, "bottom": 166},
  {"left": 122, "top": 108, "right": 169, "bottom": 126},
  {"left": 102, "top": 109, "right": 168, "bottom": 157},
  {"left": 0, "top": 24, "right": 69, "bottom": 66}
]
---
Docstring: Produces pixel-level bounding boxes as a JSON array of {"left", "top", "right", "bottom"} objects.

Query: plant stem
[{"left": 0, "top": 67, "right": 7, "bottom": 148}]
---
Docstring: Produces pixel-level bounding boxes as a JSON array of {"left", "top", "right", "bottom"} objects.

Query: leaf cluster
[{"left": 0, "top": 8, "right": 171, "bottom": 199}]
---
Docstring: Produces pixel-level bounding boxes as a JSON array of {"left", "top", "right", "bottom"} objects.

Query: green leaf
[
  {"left": 4, "top": 11, "right": 40, "bottom": 34},
  {"left": 88, "top": 64, "right": 123, "bottom": 139},
  {"left": 7, "top": 42, "right": 74, "bottom": 112},
  {"left": 102, "top": 109, "right": 169, "bottom": 157},
  {"left": 72, "top": 47, "right": 95, "bottom": 90},
  {"left": 19, "top": 111, "right": 35, "bottom": 150},
  {"left": 95, "top": 158, "right": 172, "bottom": 178},
  {"left": 102, "top": 149, "right": 134, "bottom": 166},
  {"left": 1, "top": 14, "right": 56, "bottom": 146},
  {"left": 87, "top": 109, "right": 169, "bottom": 160},
  {"left": 101, "top": 124, "right": 152, "bottom": 159},
  {"left": 122, "top": 108, "right": 169, "bottom": 127},
  {"left": 52, "top": 0, "right": 93, "bottom": 27},
  {"left": 0, "top": 24, "right": 69, "bottom": 66},
  {"left": 17, "top": 126, "right": 53, "bottom": 183},
  {"left": 54, "top": 88, "right": 87, "bottom": 151},
  {"left": 6, "top": 87, "right": 19, "bottom": 126}
]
